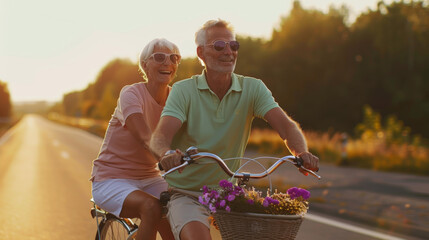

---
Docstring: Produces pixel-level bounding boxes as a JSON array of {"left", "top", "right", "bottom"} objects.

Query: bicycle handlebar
[{"left": 160, "top": 147, "right": 321, "bottom": 180}]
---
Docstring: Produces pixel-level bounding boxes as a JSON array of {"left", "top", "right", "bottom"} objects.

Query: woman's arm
[{"left": 125, "top": 112, "right": 151, "bottom": 149}]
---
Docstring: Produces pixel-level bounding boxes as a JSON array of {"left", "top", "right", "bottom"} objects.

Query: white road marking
[{"left": 306, "top": 213, "right": 405, "bottom": 240}]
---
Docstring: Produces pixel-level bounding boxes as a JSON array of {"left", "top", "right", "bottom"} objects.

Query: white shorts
[{"left": 92, "top": 177, "right": 168, "bottom": 217}]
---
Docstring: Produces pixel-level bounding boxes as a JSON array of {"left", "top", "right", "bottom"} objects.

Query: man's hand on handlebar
[
  {"left": 296, "top": 152, "right": 319, "bottom": 176},
  {"left": 159, "top": 149, "right": 184, "bottom": 172}
]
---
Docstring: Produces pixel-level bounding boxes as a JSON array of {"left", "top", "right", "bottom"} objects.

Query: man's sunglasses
[
  {"left": 149, "top": 52, "right": 181, "bottom": 64},
  {"left": 206, "top": 40, "right": 240, "bottom": 51}
]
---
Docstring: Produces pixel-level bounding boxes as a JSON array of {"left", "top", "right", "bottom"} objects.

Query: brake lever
[
  {"left": 161, "top": 161, "right": 190, "bottom": 178},
  {"left": 159, "top": 146, "right": 198, "bottom": 171},
  {"left": 160, "top": 150, "right": 197, "bottom": 178},
  {"left": 293, "top": 157, "right": 321, "bottom": 180}
]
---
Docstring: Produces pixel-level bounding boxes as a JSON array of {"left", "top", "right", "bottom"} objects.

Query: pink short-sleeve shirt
[{"left": 90, "top": 82, "right": 169, "bottom": 182}]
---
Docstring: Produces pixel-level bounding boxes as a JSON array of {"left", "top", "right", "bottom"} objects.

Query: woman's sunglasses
[
  {"left": 149, "top": 52, "right": 181, "bottom": 64},
  {"left": 207, "top": 40, "right": 240, "bottom": 51}
]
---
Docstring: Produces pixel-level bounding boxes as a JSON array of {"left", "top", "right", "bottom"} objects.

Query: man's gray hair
[
  {"left": 195, "top": 19, "right": 235, "bottom": 46},
  {"left": 139, "top": 38, "right": 180, "bottom": 80}
]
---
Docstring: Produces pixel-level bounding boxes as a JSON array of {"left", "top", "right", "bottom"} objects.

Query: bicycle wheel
[{"left": 95, "top": 214, "right": 136, "bottom": 240}]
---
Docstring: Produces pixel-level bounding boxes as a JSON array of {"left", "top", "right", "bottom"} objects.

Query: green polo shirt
[{"left": 162, "top": 72, "right": 279, "bottom": 191}]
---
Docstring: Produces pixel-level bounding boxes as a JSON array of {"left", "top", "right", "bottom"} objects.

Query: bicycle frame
[{"left": 90, "top": 199, "right": 138, "bottom": 240}]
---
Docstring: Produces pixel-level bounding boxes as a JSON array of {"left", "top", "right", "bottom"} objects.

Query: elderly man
[{"left": 150, "top": 19, "right": 319, "bottom": 240}]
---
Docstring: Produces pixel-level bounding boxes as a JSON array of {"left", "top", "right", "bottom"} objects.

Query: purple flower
[
  {"left": 219, "top": 180, "right": 233, "bottom": 188},
  {"left": 225, "top": 206, "right": 231, "bottom": 212},
  {"left": 247, "top": 199, "right": 254, "bottom": 205},
  {"left": 220, "top": 200, "right": 226, "bottom": 207},
  {"left": 234, "top": 186, "right": 244, "bottom": 193},
  {"left": 263, "top": 199, "right": 269, "bottom": 207},
  {"left": 287, "top": 187, "right": 310, "bottom": 200},
  {"left": 209, "top": 203, "right": 216, "bottom": 213},
  {"left": 198, "top": 196, "right": 205, "bottom": 205},
  {"left": 262, "top": 197, "right": 280, "bottom": 207},
  {"left": 299, "top": 189, "right": 310, "bottom": 200},
  {"left": 210, "top": 190, "right": 220, "bottom": 199},
  {"left": 227, "top": 194, "right": 235, "bottom": 201},
  {"left": 270, "top": 198, "right": 280, "bottom": 205}
]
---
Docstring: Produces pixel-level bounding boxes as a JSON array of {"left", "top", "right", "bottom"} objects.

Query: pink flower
[{"left": 225, "top": 206, "right": 231, "bottom": 212}]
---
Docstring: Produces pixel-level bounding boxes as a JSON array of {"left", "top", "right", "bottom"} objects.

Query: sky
[{"left": 1, "top": 0, "right": 391, "bottom": 103}]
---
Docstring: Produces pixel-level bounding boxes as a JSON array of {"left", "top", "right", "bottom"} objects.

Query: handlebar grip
[
  {"left": 294, "top": 156, "right": 304, "bottom": 167},
  {"left": 158, "top": 155, "right": 186, "bottom": 172}
]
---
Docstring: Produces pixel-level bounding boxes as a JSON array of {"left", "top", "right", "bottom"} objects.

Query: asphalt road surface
[{"left": 0, "top": 115, "right": 420, "bottom": 239}]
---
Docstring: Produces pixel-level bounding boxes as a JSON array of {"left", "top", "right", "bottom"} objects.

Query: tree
[
  {"left": 93, "top": 83, "right": 117, "bottom": 119},
  {"left": 175, "top": 57, "right": 203, "bottom": 83},
  {"left": 350, "top": 0, "right": 429, "bottom": 137},
  {"left": 0, "top": 81, "right": 12, "bottom": 118},
  {"left": 266, "top": 0, "right": 352, "bottom": 131},
  {"left": 62, "top": 91, "right": 82, "bottom": 117}
]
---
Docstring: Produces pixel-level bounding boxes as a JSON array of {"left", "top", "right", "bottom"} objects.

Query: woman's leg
[
  {"left": 120, "top": 190, "right": 165, "bottom": 240},
  {"left": 158, "top": 217, "right": 175, "bottom": 240}
]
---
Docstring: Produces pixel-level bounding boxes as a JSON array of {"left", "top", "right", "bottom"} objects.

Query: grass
[
  {"left": 46, "top": 112, "right": 429, "bottom": 176},
  {"left": 248, "top": 128, "right": 429, "bottom": 176},
  {"left": 47, "top": 112, "right": 108, "bottom": 137},
  {"left": 0, "top": 117, "right": 21, "bottom": 138}
]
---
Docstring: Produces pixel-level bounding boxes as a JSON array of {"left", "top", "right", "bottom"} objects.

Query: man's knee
[{"left": 180, "top": 221, "right": 211, "bottom": 240}]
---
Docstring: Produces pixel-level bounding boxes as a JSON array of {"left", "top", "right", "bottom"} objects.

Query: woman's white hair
[
  {"left": 195, "top": 19, "right": 235, "bottom": 46},
  {"left": 138, "top": 38, "right": 180, "bottom": 80}
]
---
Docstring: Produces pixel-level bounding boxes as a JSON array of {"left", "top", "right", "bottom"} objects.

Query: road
[{"left": 0, "top": 115, "right": 421, "bottom": 239}]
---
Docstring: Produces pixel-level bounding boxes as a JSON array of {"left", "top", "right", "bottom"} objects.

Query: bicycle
[
  {"left": 90, "top": 147, "right": 320, "bottom": 240},
  {"left": 90, "top": 193, "right": 170, "bottom": 240},
  {"left": 161, "top": 146, "right": 321, "bottom": 240}
]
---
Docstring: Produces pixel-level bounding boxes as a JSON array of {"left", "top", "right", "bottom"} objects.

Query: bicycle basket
[{"left": 213, "top": 210, "right": 303, "bottom": 240}]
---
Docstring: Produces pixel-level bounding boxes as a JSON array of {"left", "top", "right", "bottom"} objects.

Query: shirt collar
[{"left": 197, "top": 70, "right": 242, "bottom": 92}]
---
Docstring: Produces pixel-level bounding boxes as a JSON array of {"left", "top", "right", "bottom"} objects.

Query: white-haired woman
[{"left": 90, "top": 38, "right": 180, "bottom": 240}]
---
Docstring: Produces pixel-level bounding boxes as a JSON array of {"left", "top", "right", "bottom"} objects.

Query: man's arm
[
  {"left": 264, "top": 107, "right": 319, "bottom": 174},
  {"left": 150, "top": 116, "right": 183, "bottom": 171}
]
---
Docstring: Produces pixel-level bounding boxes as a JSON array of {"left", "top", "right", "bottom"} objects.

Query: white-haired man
[{"left": 150, "top": 19, "right": 319, "bottom": 240}]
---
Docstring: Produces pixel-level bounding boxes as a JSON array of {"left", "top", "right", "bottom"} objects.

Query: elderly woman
[{"left": 90, "top": 38, "right": 180, "bottom": 240}]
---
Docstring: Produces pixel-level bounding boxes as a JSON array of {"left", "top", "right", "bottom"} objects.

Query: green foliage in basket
[{"left": 199, "top": 180, "right": 309, "bottom": 215}]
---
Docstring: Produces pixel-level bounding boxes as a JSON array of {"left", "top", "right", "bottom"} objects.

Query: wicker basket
[{"left": 212, "top": 210, "right": 303, "bottom": 240}]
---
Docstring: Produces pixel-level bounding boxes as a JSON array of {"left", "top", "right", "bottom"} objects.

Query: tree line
[
  {"left": 0, "top": 81, "right": 11, "bottom": 119},
  {"left": 53, "top": 0, "right": 429, "bottom": 139}
]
